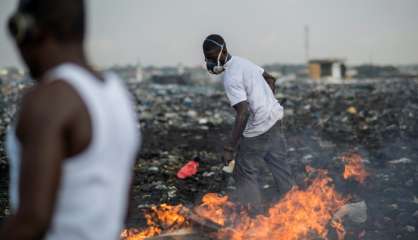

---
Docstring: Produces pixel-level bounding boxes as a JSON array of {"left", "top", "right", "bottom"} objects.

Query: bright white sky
[{"left": 1, "top": 0, "right": 417, "bottom": 68}]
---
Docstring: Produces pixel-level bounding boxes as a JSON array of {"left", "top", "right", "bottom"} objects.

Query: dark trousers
[{"left": 233, "top": 121, "right": 294, "bottom": 206}]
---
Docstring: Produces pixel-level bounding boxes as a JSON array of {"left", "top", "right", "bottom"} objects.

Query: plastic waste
[{"left": 176, "top": 157, "right": 200, "bottom": 179}]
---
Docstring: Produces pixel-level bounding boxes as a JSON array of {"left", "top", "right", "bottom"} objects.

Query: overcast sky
[{"left": 1, "top": 0, "right": 417, "bottom": 68}]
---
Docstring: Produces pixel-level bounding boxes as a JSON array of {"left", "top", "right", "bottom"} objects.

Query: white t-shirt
[{"left": 223, "top": 56, "right": 284, "bottom": 137}]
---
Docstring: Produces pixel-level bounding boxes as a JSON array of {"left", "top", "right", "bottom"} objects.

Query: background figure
[
  {"left": 0, "top": 0, "right": 140, "bottom": 239},
  {"left": 203, "top": 34, "right": 295, "bottom": 215}
]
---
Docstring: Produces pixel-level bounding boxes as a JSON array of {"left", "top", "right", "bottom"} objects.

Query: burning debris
[
  {"left": 121, "top": 165, "right": 369, "bottom": 240},
  {"left": 121, "top": 204, "right": 188, "bottom": 239},
  {"left": 121, "top": 201, "right": 222, "bottom": 240},
  {"left": 340, "top": 152, "right": 368, "bottom": 183},
  {"left": 216, "top": 167, "right": 348, "bottom": 240}
]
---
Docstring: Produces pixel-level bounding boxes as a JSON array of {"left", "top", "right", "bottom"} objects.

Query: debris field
[{"left": 1, "top": 78, "right": 417, "bottom": 239}]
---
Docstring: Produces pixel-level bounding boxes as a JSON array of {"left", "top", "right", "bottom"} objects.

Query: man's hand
[{"left": 222, "top": 145, "right": 234, "bottom": 165}]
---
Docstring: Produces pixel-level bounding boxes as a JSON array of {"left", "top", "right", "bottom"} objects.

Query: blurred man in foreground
[
  {"left": 202, "top": 34, "right": 295, "bottom": 215},
  {"left": 0, "top": 0, "right": 140, "bottom": 239}
]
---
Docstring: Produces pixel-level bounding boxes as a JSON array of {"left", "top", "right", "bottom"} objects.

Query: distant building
[
  {"left": 354, "top": 64, "right": 402, "bottom": 79},
  {"left": 150, "top": 73, "right": 191, "bottom": 85},
  {"left": 187, "top": 66, "right": 212, "bottom": 84},
  {"left": 104, "top": 64, "right": 144, "bottom": 83},
  {"left": 149, "top": 65, "right": 191, "bottom": 85},
  {"left": 136, "top": 65, "right": 144, "bottom": 82},
  {"left": 308, "top": 59, "right": 346, "bottom": 80}
]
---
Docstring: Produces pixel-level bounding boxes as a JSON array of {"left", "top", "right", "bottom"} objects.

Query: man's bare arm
[
  {"left": 263, "top": 71, "right": 277, "bottom": 94},
  {"left": 226, "top": 101, "right": 249, "bottom": 150},
  {"left": 0, "top": 82, "right": 73, "bottom": 240}
]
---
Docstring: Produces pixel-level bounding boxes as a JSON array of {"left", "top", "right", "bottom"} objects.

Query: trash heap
[
  {"left": 123, "top": 79, "right": 418, "bottom": 239},
  {"left": 0, "top": 79, "right": 31, "bottom": 219},
  {"left": 1, "top": 78, "right": 417, "bottom": 239},
  {"left": 279, "top": 79, "right": 418, "bottom": 147}
]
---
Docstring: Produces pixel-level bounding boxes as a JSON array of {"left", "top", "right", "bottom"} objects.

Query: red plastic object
[{"left": 176, "top": 160, "right": 199, "bottom": 179}]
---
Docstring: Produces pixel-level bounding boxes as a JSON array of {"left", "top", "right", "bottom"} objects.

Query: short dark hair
[
  {"left": 203, "top": 34, "right": 226, "bottom": 52},
  {"left": 18, "top": 0, "right": 85, "bottom": 43}
]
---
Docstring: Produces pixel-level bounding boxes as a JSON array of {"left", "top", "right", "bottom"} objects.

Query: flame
[
  {"left": 151, "top": 204, "right": 187, "bottom": 228},
  {"left": 121, "top": 204, "right": 188, "bottom": 240},
  {"left": 331, "top": 219, "right": 346, "bottom": 240},
  {"left": 340, "top": 152, "right": 368, "bottom": 183},
  {"left": 194, "top": 193, "right": 233, "bottom": 226},
  {"left": 216, "top": 167, "right": 348, "bottom": 240},
  {"left": 121, "top": 167, "right": 349, "bottom": 240}
]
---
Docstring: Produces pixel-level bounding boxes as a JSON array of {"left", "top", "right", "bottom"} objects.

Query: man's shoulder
[
  {"left": 22, "top": 80, "right": 78, "bottom": 110},
  {"left": 224, "top": 56, "right": 245, "bottom": 78},
  {"left": 230, "top": 56, "right": 262, "bottom": 73},
  {"left": 18, "top": 80, "right": 84, "bottom": 132},
  {"left": 233, "top": 56, "right": 256, "bottom": 65},
  {"left": 229, "top": 56, "right": 249, "bottom": 67}
]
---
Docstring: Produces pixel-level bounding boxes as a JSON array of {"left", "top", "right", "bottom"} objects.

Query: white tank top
[{"left": 6, "top": 63, "right": 141, "bottom": 240}]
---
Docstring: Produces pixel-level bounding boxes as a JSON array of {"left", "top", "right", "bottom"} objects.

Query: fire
[
  {"left": 216, "top": 167, "right": 348, "bottom": 240},
  {"left": 121, "top": 167, "right": 349, "bottom": 240},
  {"left": 121, "top": 204, "right": 188, "bottom": 240},
  {"left": 340, "top": 152, "right": 368, "bottom": 183},
  {"left": 194, "top": 193, "right": 233, "bottom": 226},
  {"left": 151, "top": 204, "right": 187, "bottom": 228}
]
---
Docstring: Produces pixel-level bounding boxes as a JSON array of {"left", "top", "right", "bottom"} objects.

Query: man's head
[
  {"left": 203, "top": 34, "right": 228, "bottom": 75},
  {"left": 7, "top": 0, "right": 85, "bottom": 78}
]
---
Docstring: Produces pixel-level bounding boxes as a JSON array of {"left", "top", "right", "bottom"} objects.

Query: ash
[{"left": 1, "top": 78, "right": 417, "bottom": 240}]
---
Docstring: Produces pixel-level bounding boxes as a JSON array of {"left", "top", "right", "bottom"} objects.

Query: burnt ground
[{"left": 1, "top": 78, "right": 418, "bottom": 239}]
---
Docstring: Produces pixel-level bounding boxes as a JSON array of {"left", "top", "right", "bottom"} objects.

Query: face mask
[{"left": 204, "top": 39, "right": 225, "bottom": 75}]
